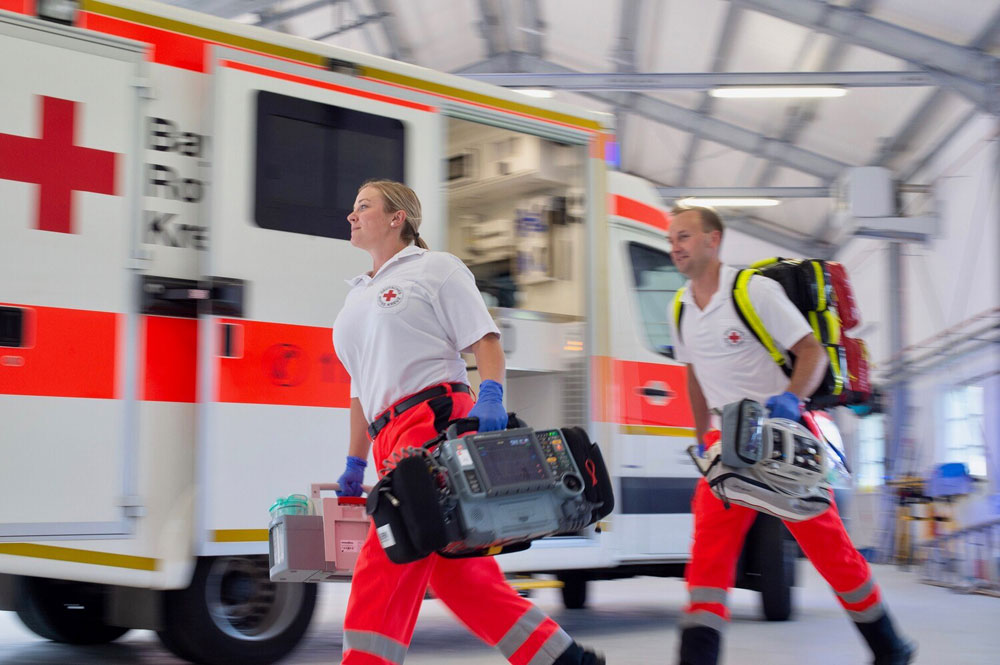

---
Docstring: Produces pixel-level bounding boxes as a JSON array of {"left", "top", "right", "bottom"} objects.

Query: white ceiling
[{"left": 169, "top": 0, "right": 1000, "bottom": 254}]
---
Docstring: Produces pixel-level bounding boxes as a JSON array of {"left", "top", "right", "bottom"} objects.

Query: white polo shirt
[
  {"left": 670, "top": 264, "right": 812, "bottom": 412},
  {"left": 333, "top": 245, "right": 500, "bottom": 422}
]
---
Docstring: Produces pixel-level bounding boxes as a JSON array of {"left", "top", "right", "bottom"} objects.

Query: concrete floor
[{"left": 0, "top": 563, "right": 996, "bottom": 664}]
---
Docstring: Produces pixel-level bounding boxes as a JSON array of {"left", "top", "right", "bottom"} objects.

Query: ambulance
[{"left": 0, "top": 2, "right": 795, "bottom": 662}]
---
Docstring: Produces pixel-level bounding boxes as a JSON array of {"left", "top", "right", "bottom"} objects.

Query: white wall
[{"left": 837, "top": 114, "right": 1000, "bottom": 529}]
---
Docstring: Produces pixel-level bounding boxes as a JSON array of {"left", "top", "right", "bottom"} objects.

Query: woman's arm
[
  {"left": 469, "top": 332, "right": 505, "bottom": 384},
  {"left": 347, "top": 398, "right": 372, "bottom": 460}
]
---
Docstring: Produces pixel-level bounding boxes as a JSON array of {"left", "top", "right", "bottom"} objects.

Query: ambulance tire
[
  {"left": 754, "top": 516, "right": 794, "bottom": 622},
  {"left": 15, "top": 577, "right": 130, "bottom": 644},
  {"left": 157, "top": 555, "right": 316, "bottom": 665},
  {"left": 557, "top": 572, "right": 588, "bottom": 609}
]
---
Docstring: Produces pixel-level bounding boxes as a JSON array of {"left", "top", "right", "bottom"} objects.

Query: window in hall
[{"left": 943, "top": 384, "right": 987, "bottom": 478}]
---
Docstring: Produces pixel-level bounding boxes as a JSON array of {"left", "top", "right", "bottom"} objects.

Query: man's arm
[
  {"left": 785, "top": 333, "right": 829, "bottom": 401},
  {"left": 686, "top": 364, "right": 712, "bottom": 447},
  {"left": 347, "top": 398, "right": 372, "bottom": 460}
]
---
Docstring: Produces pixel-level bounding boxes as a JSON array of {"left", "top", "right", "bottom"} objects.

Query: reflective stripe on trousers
[
  {"left": 836, "top": 576, "right": 885, "bottom": 623},
  {"left": 496, "top": 606, "right": 574, "bottom": 665},
  {"left": 343, "top": 630, "right": 408, "bottom": 665}
]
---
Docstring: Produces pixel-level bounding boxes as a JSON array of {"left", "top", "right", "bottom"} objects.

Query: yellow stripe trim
[
  {"left": 811, "top": 261, "right": 827, "bottom": 310},
  {"left": 213, "top": 529, "right": 269, "bottom": 543},
  {"left": 486, "top": 545, "right": 503, "bottom": 556},
  {"left": 508, "top": 579, "right": 564, "bottom": 590},
  {"left": 0, "top": 543, "right": 158, "bottom": 571},
  {"left": 357, "top": 66, "right": 603, "bottom": 131},
  {"left": 82, "top": 1, "right": 327, "bottom": 66},
  {"left": 749, "top": 257, "right": 779, "bottom": 270},
  {"left": 620, "top": 425, "right": 696, "bottom": 437},
  {"left": 733, "top": 269, "right": 786, "bottom": 366},
  {"left": 81, "top": 2, "right": 602, "bottom": 132}
]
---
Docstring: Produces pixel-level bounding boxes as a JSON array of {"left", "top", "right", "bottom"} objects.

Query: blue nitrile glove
[
  {"left": 336, "top": 455, "right": 367, "bottom": 497},
  {"left": 766, "top": 391, "right": 803, "bottom": 422},
  {"left": 468, "top": 380, "right": 508, "bottom": 432}
]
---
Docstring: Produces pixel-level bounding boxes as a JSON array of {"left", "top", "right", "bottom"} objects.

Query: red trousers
[
  {"left": 342, "top": 385, "right": 573, "bottom": 665},
  {"left": 683, "top": 478, "right": 885, "bottom": 631}
]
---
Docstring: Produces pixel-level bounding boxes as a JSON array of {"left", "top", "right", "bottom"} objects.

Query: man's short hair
[{"left": 672, "top": 205, "right": 724, "bottom": 236}]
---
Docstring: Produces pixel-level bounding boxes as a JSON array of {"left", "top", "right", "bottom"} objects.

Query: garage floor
[{"left": 0, "top": 563, "right": 995, "bottom": 664}]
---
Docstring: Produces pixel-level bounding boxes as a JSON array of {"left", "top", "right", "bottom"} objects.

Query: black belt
[{"left": 368, "top": 383, "right": 470, "bottom": 440}]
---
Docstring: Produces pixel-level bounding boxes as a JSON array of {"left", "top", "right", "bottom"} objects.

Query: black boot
[
  {"left": 554, "top": 641, "right": 606, "bottom": 665},
  {"left": 855, "top": 611, "right": 916, "bottom": 665},
  {"left": 678, "top": 626, "right": 720, "bottom": 665}
]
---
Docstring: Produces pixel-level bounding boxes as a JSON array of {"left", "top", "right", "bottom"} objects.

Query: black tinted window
[
  {"left": 255, "top": 91, "right": 405, "bottom": 239},
  {"left": 627, "top": 242, "right": 686, "bottom": 357}
]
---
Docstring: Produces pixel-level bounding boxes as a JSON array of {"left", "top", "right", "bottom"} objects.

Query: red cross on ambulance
[{"left": 0, "top": 95, "right": 118, "bottom": 234}]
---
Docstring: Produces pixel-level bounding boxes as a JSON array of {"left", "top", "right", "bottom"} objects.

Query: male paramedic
[
  {"left": 332, "top": 179, "right": 604, "bottom": 665},
  {"left": 667, "top": 206, "right": 915, "bottom": 665}
]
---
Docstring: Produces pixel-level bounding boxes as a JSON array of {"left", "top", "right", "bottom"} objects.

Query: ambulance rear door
[
  {"left": 197, "top": 47, "right": 441, "bottom": 554},
  {"left": 0, "top": 13, "right": 146, "bottom": 540},
  {"left": 606, "top": 173, "right": 697, "bottom": 559}
]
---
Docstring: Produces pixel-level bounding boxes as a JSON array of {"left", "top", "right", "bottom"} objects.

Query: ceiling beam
[
  {"left": 458, "top": 54, "right": 850, "bottom": 180},
  {"left": 462, "top": 70, "right": 935, "bottom": 90},
  {"left": 476, "top": 0, "right": 505, "bottom": 59},
  {"left": 612, "top": 0, "right": 642, "bottom": 171},
  {"left": 369, "top": 0, "right": 413, "bottom": 62},
  {"left": 679, "top": 4, "right": 744, "bottom": 186},
  {"left": 726, "top": 215, "right": 836, "bottom": 258},
  {"left": 872, "top": 6, "right": 1000, "bottom": 167},
  {"left": 256, "top": 0, "right": 332, "bottom": 28},
  {"left": 754, "top": 0, "right": 875, "bottom": 187},
  {"left": 520, "top": 0, "right": 544, "bottom": 58},
  {"left": 730, "top": 0, "right": 1000, "bottom": 111},
  {"left": 659, "top": 186, "right": 830, "bottom": 199}
]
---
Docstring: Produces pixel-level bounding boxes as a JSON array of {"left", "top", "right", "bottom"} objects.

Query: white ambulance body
[{"left": 0, "top": 2, "right": 790, "bottom": 662}]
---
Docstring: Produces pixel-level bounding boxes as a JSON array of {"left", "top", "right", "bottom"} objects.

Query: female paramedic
[{"left": 331, "top": 180, "right": 604, "bottom": 665}]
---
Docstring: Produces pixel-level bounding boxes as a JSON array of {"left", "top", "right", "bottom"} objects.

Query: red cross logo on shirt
[
  {"left": 377, "top": 285, "right": 404, "bottom": 308},
  {"left": 0, "top": 96, "right": 118, "bottom": 234},
  {"left": 724, "top": 328, "right": 745, "bottom": 346}
]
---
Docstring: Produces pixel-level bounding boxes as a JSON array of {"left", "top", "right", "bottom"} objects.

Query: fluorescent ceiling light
[
  {"left": 678, "top": 197, "right": 781, "bottom": 208},
  {"left": 513, "top": 88, "right": 555, "bottom": 98},
  {"left": 709, "top": 87, "right": 847, "bottom": 99}
]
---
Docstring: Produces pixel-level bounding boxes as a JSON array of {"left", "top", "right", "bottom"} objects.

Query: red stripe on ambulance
[
  {"left": 0, "top": 305, "right": 118, "bottom": 399},
  {"left": 141, "top": 316, "right": 198, "bottom": 403},
  {"left": 79, "top": 11, "right": 209, "bottom": 72},
  {"left": 0, "top": 1, "right": 33, "bottom": 15},
  {"left": 216, "top": 319, "right": 351, "bottom": 408},
  {"left": 610, "top": 194, "right": 671, "bottom": 232}
]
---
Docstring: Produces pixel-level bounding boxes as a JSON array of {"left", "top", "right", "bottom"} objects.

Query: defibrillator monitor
[{"left": 471, "top": 432, "right": 550, "bottom": 489}]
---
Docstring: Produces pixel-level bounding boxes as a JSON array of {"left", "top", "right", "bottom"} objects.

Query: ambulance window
[
  {"left": 627, "top": 242, "right": 685, "bottom": 357},
  {"left": 0, "top": 307, "right": 24, "bottom": 347},
  {"left": 254, "top": 91, "right": 405, "bottom": 240}
]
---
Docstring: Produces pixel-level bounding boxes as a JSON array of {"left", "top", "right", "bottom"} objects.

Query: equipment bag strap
[{"left": 671, "top": 269, "right": 790, "bottom": 377}]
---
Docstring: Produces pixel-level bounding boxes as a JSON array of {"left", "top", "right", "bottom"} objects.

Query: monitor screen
[{"left": 473, "top": 435, "right": 548, "bottom": 487}]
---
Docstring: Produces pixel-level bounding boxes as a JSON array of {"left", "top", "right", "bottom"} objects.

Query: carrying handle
[
  {"left": 441, "top": 412, "right": 526, "bottom": 443},
  {"left": 310, "top": 482, "right": 374, "bottom": 499}
]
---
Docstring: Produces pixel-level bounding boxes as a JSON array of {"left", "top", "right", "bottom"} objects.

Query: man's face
[{"left": 668, "top": 210, "right": 719, "bottom": 277}]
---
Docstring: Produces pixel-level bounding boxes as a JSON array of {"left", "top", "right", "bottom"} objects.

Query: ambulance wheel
[
  {"left": 157, "top": 555, "right": 316, "bottom": 665},
  {"left": 15, "top": 577, "right": 130, "bottom": 644},
  {"left": 755, "top": 517, "right": 794, "bottom": 622},
  {"left": 558, "top": 572, "right": 588, "bottom": 609}
]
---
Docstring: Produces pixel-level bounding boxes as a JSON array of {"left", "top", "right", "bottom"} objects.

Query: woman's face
[{"left": 347, "top": 186, "right": 401, "bottom": 250}]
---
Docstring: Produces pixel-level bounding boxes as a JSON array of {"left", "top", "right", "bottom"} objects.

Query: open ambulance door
[
  {"left": 0, "top": 12, "right": 146, "bottom": 542},
  {"left": 196, "top": 47, "right": 442, "bottom": 556},
  {"left": 606, "top": 175, "right": 698, "bottom": 559}
]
